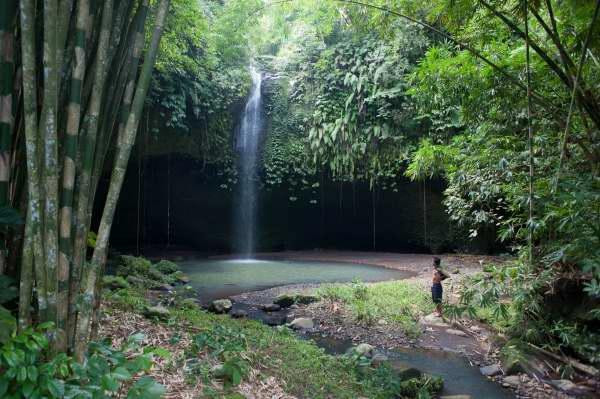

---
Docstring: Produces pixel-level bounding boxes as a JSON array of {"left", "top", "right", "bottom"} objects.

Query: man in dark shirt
[{"left": 431, "top": 256, "right": 448, "bottom": 317}]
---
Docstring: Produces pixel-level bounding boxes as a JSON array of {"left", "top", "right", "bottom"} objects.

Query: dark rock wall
[{"left": 102, "top": 154, "right": 496, "bottom": 254}]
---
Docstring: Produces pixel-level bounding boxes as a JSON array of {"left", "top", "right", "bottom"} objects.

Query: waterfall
[{"left": 233, "top": 67, "right": 263, "bottom": 257}]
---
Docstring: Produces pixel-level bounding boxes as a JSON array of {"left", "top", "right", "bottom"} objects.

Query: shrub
[
  {"left": 117, "top": 255, "right": 152, "bottom": 278},
  {"left": 154, "top": 260, "right": 179, "bottom": 275},
  {"left": 102, "top": 275, "right": 131, "bottom": 291}
]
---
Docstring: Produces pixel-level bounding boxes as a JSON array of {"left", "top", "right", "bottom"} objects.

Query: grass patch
[{"left": 318, "top": 280, "right": 434, "bottom": 337}]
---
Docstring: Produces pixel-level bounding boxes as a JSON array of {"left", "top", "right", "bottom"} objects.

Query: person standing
[{"left": 431, "top": 256, "right": 449, "bottom": 317}]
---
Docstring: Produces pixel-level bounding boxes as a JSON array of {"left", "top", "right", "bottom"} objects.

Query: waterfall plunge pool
[{"left": 177, "top": 258, "right": 414, "bottom": 302}]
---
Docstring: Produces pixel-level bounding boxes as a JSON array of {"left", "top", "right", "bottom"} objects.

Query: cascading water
[{"left": 233, "top": 67, "right": 263, "bottom": 257}]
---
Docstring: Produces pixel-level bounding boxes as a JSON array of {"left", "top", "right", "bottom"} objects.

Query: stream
[{"left": 177, "top": 258, "right": 514, "bottom": 398}]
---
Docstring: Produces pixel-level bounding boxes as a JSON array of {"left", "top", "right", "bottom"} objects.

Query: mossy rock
[
  {"left": 102, "top": 275, "right": 130, "bottom": 290},
  {"left": 274, "top": 294, "right": 295, "bottom": 308},
  {"left": 294, "top": 294, "right": 319, "bottom": 305},
  {"left": 126, "top": 275, "right": 159, "bottom": 289},
  {"left": 155, "top": 259, "right": 179, "bottom": 275},
  {"left": 172, "top": 271, "right": 190, "bottom": 283}
]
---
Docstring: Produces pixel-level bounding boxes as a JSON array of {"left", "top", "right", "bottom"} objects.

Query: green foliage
[
  {"left": 154, "top": 259, "right": 179, "bottom": 275},
  {"left": 102, "top": 275, "right": 131, "bottom": 291},
  {"left": 0, "top": 324, "right": 164, "bottom": 398},
  {"left": 319, "top": 280, "right": 433, "bottom": 337}
]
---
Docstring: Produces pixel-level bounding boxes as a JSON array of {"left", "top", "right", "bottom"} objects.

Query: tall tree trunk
[
  {"left": 74, "top": 0, "right": 171, "bottom": 361},
  {"left": 0, "top": 0, "right": 17, "bottom": 275}
]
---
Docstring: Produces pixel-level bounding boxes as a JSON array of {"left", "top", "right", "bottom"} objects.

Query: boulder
[
  {"left": 353, "top": 343, "right": 375, "bottom": 357},
  {"left": 261, "top": 303, "right": 281, "bottom": 312},
  {"left": 210, "top": 299, "right": 232, "bottom": 314},
  {"left": 289, "top": 317, "right": 314, "bottom": 330},
  {"left": 144, "top": 305, "right": 170, "bottom": 320},
  {"left": 274, "top": 294, "right": 296, "bottom": 308},
  {"left": 479, "top": 364, "right": 502, "bottom": 377},
  {"left": 231, "top": 309, "right": 248, "bottom": 318}
]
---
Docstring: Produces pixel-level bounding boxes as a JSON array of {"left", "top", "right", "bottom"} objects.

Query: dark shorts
[{"left": 431, "top": 283, "right": 443, "bottom": 304}]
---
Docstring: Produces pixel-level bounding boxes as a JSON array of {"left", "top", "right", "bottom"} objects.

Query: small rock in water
[
  {"left": 144, "top": 305, "right": 170, "bottom": 320},
  {"left": 210, "top": 299, "right": 232, "bottom": 314},
  {"left": 289, "top": 317, "right": 314, "bottom": 330},
  {"left": 230, "top": 309, "right": 248, "bottom": 318},
  {"left": 479, "top": 364, "right": 502, "bottom": 377},
  {"left": 445, "top": 328, "right": 468, "bottom": 337},
  {"left": 261, "top": 303, "right": 281, "bottom": 312},
  {"left": 353, "top": 343, "right": 375, "bottom": 357}
]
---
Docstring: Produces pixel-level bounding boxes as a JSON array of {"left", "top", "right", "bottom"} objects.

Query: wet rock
[
  {"left": 265, "top": 314, "right": 286, "bottom": 326},
  {"left": 480, "top": 364, "right": 502, "bottom": 377},
  {"left": 353, "top": 343, "right": 375, "bottom": 357},
  {"left": 371, "top": 353, "right": 389, "bottom": 368},
  {"left": 502, "top": 375, "right": 521, "bottom": 387},
  {"left": 230, "top": 309, "right": 248, "bottom": 318},
  {"left": 261, "top": 303, "right": 281, "bottom": 312},
  {"left": 274, "top": 294, "right": 295, "bottom": 308},
  {"left": 445, "top": 328, "right": 468, "bottom": 337},
  {"left": 210, "top": 299, "right": 232, "bottom": 314},
  {"left": 289, "top": 317, "right": 314, "bottom": 330},
  {"left": 550, "top": 379, "right": 593, "bottom": 396},
  {"left": 144, "top": 305, "right": 170, "bottom": 320},
  {"left": 289, "top": 304, "right": 300, "bottom": 309}
]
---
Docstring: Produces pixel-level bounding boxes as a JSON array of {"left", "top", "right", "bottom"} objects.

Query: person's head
[{"left": 432, "top": 257, "right": 441, "bottom": 268}]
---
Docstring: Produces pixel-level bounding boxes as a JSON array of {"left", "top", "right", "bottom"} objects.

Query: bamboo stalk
[
  {"left": 62, "top": 0, "right": 90, "bottom": 350},
  {"left": 74, "top": 0, "right": 171, "bottom": 361},
  {"left": 19, "top": 0, "right": 48, "bottom": 321}
]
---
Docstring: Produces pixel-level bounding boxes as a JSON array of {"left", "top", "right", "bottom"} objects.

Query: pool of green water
[{"left": 177, "top": 258, "right": 414, "bottom": 301}]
